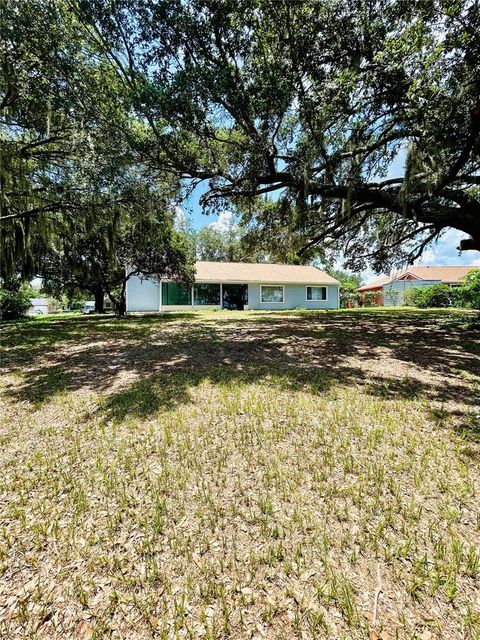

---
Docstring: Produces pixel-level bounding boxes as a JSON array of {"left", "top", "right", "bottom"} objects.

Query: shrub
[
  {"left": 455, "top": 269, "right": 480, "bottom": 309},
  {"left": 340, "top": 290, "right": 360, "bottom": 308},
  {"left": 47, "top": 294, "right": 68, "bottom": 313},
  {"left": 361, "top": 290, "right": 382, "bottom": 307},
  {"left": 0, "top": 289, "right": 32, "bottom": 319},
  {"left": 404, "top": 284, "right": 453, "bottom": 308}
]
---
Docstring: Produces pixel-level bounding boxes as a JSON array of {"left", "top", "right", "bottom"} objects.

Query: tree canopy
[
  {"left": 0, "top": 0, "right": 193, "bottom": 307},
  {"left": 39, "top": 184, "right": 194, "bottom": 314},
  {"left": 1, "top": 0, "right": 479, "bottom": 280},
  {"left": 67, "top": 0, "right": 480, "bottom": 271},
  {"left": 0, "top": 0, "right": 133, "bottom": 276}
]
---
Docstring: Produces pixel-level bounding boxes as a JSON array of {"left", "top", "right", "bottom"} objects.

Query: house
[
  {"left": 27, "top": 298, "right": 49, "bottom": 315},
  {"left": 358, "top": 265, "right": 477, "bottom": 306},
  {"left": 126, "top": 261, "right": 340, "bottom": 312}
]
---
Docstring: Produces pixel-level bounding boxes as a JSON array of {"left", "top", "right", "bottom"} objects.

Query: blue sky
[
  {"left": 181, "top": 180, "right": 213, "bottom": 230},
  {"left": 181, "top": 152, "right": 480, "bottom": 283}
]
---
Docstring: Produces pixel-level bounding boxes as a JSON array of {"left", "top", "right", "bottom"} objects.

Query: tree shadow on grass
[
  {"left": 2, "top": 311, "right": 479, "bottom": 441},
  {"left": 0, "top": 312, "right": 197, "bottom": 367},
  {"left": 100, "top": 361, "right": 369, "bottom": 423}
]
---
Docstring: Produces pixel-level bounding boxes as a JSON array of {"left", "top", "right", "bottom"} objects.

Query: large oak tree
[
  {"left": 71, "top": 0, "right": 480, "bottom": 271},
  {"left": 0, "top": 0, "right": 192, "bottom": 305},
  {"left": 2, "top": 0, "right": 479, "bottom": 277}
]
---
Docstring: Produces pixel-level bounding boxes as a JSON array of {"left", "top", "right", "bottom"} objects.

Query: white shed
[{"left": 28, "top": 298, "right": 49, "bottom": 315}]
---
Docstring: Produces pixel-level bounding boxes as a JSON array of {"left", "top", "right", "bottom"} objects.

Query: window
[
  {"left": 306, "top": 286, "right": 327, "bottom": 301},
  {"left": 194, "top": 283, "right": 221, "bottom": 305},
  {"left": 162, "top": 283, "right": 191, "bottom": 305},
  {"left": 261, "top": 285, "right": 284, "bottom": 303}
]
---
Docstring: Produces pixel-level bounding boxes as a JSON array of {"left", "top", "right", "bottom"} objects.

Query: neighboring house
[
  {"left": 358, "top": 265, "right": 477, "bottom": 306},
  {"left": 82, "top": 299, "right": 114, "bottom": 314},
  {"left": 28, "top": 298, "right": 49, "bottom": 315},
  {"left": 126, "top": 261, "right": 340, "bottom": 312}
]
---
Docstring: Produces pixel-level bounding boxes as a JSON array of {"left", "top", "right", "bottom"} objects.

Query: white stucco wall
[
  {"left": 27, "top": 303, "right": 49, "bottom": 316},
  {"left": 126, "top": 275, "right": 160, "bottom": 312}
]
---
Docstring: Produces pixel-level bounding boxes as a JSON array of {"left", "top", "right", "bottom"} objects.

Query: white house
[{"left": 126, "top": 261, "right": 340, "bottom": 312}]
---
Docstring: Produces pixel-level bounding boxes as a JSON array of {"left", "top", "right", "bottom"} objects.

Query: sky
[{"left": 180, "top": 151, "right": 480, "bottom": 285}]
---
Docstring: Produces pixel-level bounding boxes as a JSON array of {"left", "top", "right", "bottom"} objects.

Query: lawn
[{"left": 0, "top": 308, "right": 479, "bottom": 640}]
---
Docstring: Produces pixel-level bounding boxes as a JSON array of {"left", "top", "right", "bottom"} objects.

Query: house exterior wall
[
  {"left": 126, "top": 276, "right": 340, "bottom": 312},
  {"left": 247, "top": 283, "right": 339, "bottom": 310},
  {"left": 126, "top": 276, "right": 160, "bottom": 312},
  {"left": 163, "top": 304, "right": 221, "bottom": 312},
  {"left": 383, "top": 279, "right": 441, "bottom": 306}
]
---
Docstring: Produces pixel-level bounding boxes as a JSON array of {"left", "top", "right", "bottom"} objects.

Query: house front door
[{"left": 222, "top": 284, "right": 248, "bottom": 310}]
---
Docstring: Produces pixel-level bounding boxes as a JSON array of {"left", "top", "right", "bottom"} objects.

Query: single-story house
[
  {"left": 358, "top": 265, "right": 476, "bottom": 306},
  {"left": 27, "top": 298, "right": 49, "bottom": 315},
  {"left": 126, "top": 261, "right": 340, "bottom": 312}
]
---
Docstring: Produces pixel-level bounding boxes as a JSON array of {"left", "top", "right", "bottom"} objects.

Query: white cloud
[
  {"left": 414, "top": 248, "right": 436, "bottom": 264},
  {"left": 414, "top": 229, "right": 479, "bottom": 268},
  {"left": 359, "top": 267, "right": 376, "bottom": 284},
  {"left": 208, "top": 210, "right": 236, "bottom": 233}
]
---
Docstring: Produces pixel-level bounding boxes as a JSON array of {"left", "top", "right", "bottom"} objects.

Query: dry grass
[{"left": 1, "top": 308, "right": 479, "bottom": 639}]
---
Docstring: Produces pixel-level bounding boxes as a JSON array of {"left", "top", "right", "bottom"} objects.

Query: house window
[
  {"left": 162, "top": 283, "right": 191, "bottom": 305},
  {"left": 306, "top": 286, "right": 327, "bottom": 301},
  {"left": 194, "top": 283, "right": 221, "bottom": 305},
  {"left": 261, "top": 285, "right": 284, "bottom": 303}
]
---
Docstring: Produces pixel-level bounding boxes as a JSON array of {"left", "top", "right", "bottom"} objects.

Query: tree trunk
[
  {"left": 116, "top": 291, "right": 126, "bottom": 317},
  {"left": 94, "top": 288, "right": 104, "bottom": 313},
  {"left": 115, "top": 279, "right": 127, "bottom": 317}
]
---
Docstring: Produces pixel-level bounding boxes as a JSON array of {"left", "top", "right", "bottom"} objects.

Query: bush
[
  {"left": 361, "top": 290, "right": 382, "bottom": 307},
  {"left": 0, "top": 289, "right": 32, "bottom": 319},
  {"left": 455, "top": 269, "right": 480, "bottom": 309},
  {"left": 47, "top": 294, "right": 67, "bottom": 313},
  {"left": 340, "top": 290, "right": 360, "bottom": 308},
  {"left": 404, "top": 284, "right": 454, "bottom": 308}
]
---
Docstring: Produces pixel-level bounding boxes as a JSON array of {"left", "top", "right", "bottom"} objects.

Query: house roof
[
  {"left": 29, "top": 298, "right": 49, "bottom": 305},
  {"left": 357, "top": 275, "right": 392, "bottom": 291},
  {"left": 358, "top": 265, "right": 477, "bottom": 291},
  {"left": 194, "top": 261, "right": 340, "bottom": 284}
]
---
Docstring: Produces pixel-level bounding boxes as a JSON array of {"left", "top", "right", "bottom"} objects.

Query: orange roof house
[
  {"left": 358, "top": 266, "right": 476, "bottom": 292},
  {"left": 358, "top": 265, "right": 477, "bottom": 306}
]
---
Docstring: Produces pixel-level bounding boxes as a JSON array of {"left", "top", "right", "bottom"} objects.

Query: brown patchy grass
[{"left": 0, "top": 308, "right": 479, "bottom": 640}]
